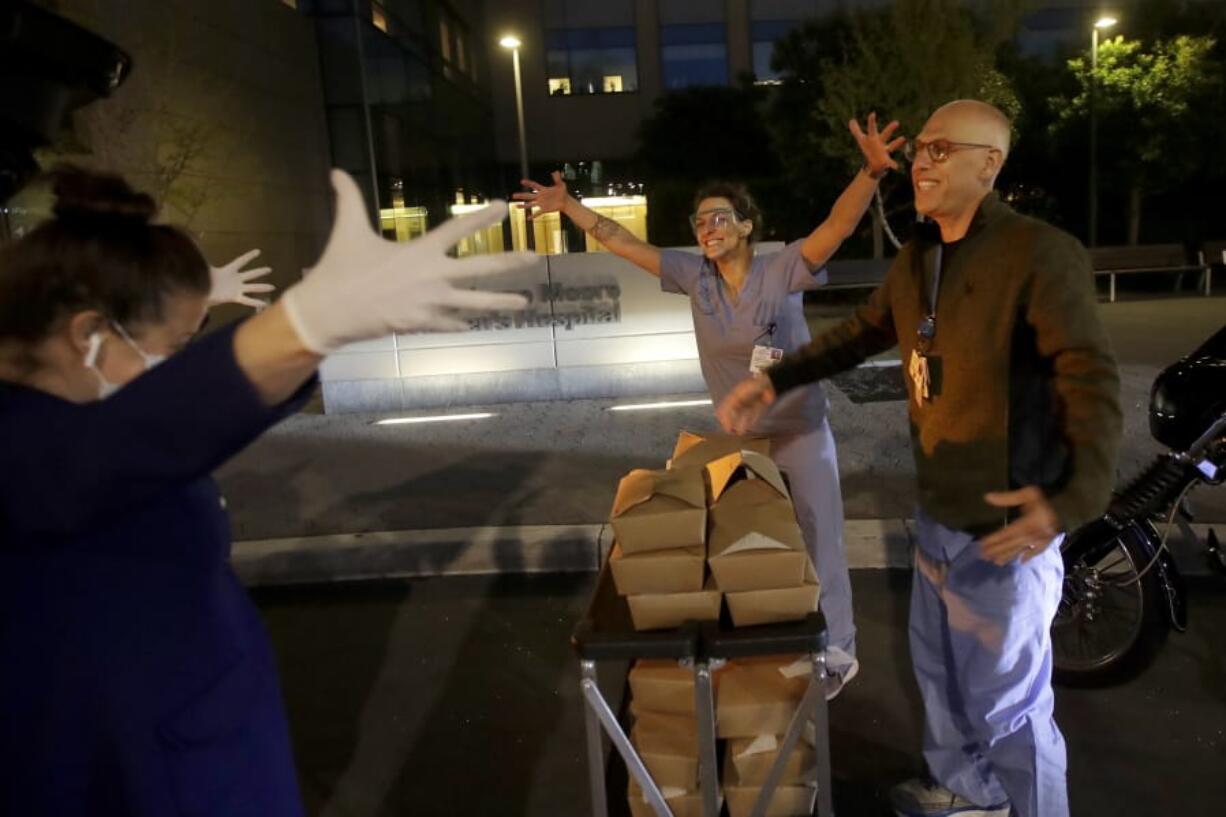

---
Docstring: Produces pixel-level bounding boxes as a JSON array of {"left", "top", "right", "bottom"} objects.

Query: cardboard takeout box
[
  {"left": 631, "top": 714, "right": 699, "bottom": 790},
  {"left": 626, "top": 577, "right": 721, "bottom": 631},
  {"left": 610, "top": 467, "right": 707, "bottom": 555},
  {"left": 670, "top": 429, "right": 771, "bottom": 471},
  {"left": 629, "top": 659, "right": 697, "bottom": 715},
  {"left": 728, "top": 734, "right": 817, "bottom": 786},
  {"left": 706, "top": 449, "right": 791, "bottom": 506},
  {"left": 717, "top": 655, "right": 811, "bottom": 738},
  {"left": 708, "top": 501, "right": 809, "bottom": 592},
  {"left": 610, "top": 543, "right": 706, "bottom": 596},
  {"left": 725, "top": 559, "right": 820, "bottom": 626},
  {"left": 723, "top": 750, "right": 817, "bottom": 817},
  {"left": 706, "top": 450, "right": 808, "bottom": 593},
  {"left": 627, "top": 777, "right": 705, "bottom": 817}
]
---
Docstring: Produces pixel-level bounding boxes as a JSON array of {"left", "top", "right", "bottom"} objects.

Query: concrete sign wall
[{"left": 318, "top": 243, "right": 783, "bottom": 412}]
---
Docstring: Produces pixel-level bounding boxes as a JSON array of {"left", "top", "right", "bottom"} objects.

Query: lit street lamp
[
  {"left": 1090, "top": 15, "right": 1117, "bottom": 247},
  {"left": 499, "top": 33, "right": 532, "bottom": 250}
]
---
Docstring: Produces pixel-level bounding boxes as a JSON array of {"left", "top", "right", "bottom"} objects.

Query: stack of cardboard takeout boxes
[
  {"left": 625, "top": 660, "right": 708, "bottom": 817},
  {"left": 610, "top": 431, "right": 823, "bottom": 816},
  {"left": 717, "top": 655, "right": 819, "bottom": 817},
  {"left": 608, "top": 431, "right": 819, "bottom": 632}
]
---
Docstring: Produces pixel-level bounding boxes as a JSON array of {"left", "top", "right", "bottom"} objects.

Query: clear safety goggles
[{"left": 689, "top": 208, "right": 738, "bottom": 234}]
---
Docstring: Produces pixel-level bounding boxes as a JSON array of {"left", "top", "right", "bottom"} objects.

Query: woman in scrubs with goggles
[{"left": 517, "top": 114, "right": 903, "bottom": 696}]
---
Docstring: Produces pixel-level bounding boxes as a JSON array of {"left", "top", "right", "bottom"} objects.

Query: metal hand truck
[{"left": 572, "top": 564, "right": 834, "bottom": 817}]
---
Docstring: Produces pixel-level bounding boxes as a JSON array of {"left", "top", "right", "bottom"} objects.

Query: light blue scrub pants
[
  {"left": 911, "top": 508, "right": 1069, "bottom": 817},
  {"left": 769, "top": 419, "right": 856, "bottom": 659}
]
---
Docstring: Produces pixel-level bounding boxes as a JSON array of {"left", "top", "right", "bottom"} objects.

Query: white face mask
[
  {"left": 83, "top": 323, "right": 166, "bottom": 399},
  {"left": 111, "top": 323, "right": 167, "bottom": 369}
]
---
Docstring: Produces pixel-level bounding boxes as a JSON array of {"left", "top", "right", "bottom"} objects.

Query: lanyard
[
  {"left": 753, "top": 321, "right": 777, "bottom": 344},
  {"left": 917, "top": 243, "right": 944, "bottom": 349}
]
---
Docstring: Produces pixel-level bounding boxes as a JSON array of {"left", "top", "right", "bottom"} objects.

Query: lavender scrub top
[{"left": 660, "top": 240, "right": 831, "bottom": 436}]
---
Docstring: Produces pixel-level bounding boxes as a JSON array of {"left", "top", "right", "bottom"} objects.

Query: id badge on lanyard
[
  {"left": 750, "top": 344, "right": 784, "bottom": 374},
  {"left": 908, "top": 349, "right": 930, "bottom": 404},
  {"left": 749, "top": 320, "right": 782, "bottom": 375},
  {"left": 911, "top": 243, "right": 943, "bottom": 406}
]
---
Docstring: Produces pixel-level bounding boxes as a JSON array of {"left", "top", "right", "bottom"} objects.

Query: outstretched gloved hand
[
  {"left": 208, "top": 249, "right": 275, "bottom": 309},
  {"left": 282, "top": 170, "right": 532, "bottom": 354}
]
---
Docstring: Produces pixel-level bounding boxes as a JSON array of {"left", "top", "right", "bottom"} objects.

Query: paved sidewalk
[{"left": 219, "top": 297, "right": 1225, "bottom": 582}]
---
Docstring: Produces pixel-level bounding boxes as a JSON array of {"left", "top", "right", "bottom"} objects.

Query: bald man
[{"left": 717, "top": 100, "right": 1121, "bottom": 817}]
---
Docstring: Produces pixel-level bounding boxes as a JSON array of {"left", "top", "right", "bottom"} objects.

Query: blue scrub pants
[
  {"left": 770, "top": 419, "right": 856, "bottom": 659},
  {"left": 910, "top": 508, "right": 1069, "bottom": 817}
]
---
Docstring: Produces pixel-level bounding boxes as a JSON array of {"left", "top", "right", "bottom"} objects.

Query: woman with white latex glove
[
  {"left": 280, "top": 170, "right": 531, "bottom": 352},
  {"left": 225, "top": 169, "right": 532, "bottom": 403},
  {"left": 0, "top": 166, "right": 530, "bottom": 817},
  {"left": 208, "top": 248, "right": 275, "bottom": 309}
]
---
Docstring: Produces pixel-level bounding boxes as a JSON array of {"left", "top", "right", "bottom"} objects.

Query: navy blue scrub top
[
  {"left": 0, "top": 323, "right": 312, "bottom": 817},
  {"left": 660, "top": 239, "right": 831, "bottom": 436}
]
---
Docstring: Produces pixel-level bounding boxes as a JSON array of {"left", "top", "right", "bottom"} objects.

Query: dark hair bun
[{"left": 50, "top": 166, "right": 156, "bottom": 225}]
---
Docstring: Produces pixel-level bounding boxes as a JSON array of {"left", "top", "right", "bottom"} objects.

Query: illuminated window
[
  {"left": 602, "top": 75, "right": 623, "bottom": 93},
  {"left": 545, "top": 28, "right": 638, "bottom": 95},
  {"left": 504, "top": 189, "right": 647, "bottom": 255},
  {"left": 548, "top": 77, "right": 573, "bottom": 96},
  {"left": 379, "top": 205, "right": 429, "bottom": 243},
  {"left": 371, "top": 2, "right": 389, "bottom": 33},
  {"left": 449, "top": 204, "right": 507, "bottom": 257},
  {"left": 439, "top": 15, "right": 471, "bottom": 81},
  {"left": 509, "top": 207, "right": 567, "bottom": 255},
  {"left": 580, "top": 196, "right": 648, "bottom": 254},
  {"left": 440, "top": 18, "right": 452, "bottom": 62},
  {"left": 380, "top": 200, "right": 506, "bottom": 255}
]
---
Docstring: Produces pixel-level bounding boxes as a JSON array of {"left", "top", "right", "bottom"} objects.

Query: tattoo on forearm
[{"left": 588, "top": 215, "right": 625, "bottom": 243}]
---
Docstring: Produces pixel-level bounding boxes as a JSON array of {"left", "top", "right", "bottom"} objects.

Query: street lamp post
[
  {"left": 1090, "top": 15, "right": 1117, "bottom": 248},
  {"left": 499, "top": 34, "right": 533, "bottom": 250}
]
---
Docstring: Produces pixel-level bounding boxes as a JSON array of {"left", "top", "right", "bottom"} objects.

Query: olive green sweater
[{"left": 769, "top": 193, "right": 1122, "bottom": 534}]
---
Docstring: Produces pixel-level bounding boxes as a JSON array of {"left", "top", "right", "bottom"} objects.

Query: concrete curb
[
  {"left": 232, "top": 519, "right": 920, "bottom": 586},
  {"left": 232, "top": 520, "right": 1223, "bottom": 587},
  {"left": 232, "top": 524, "right": 607, "bottom": 586}
]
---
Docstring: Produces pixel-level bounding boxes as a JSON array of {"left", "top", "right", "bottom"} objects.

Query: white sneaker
[
  {"left": 889, "top": 776, "right": 1009, "bottom": 816},
  {"left": 823, "top": 646, "right": 860, "bottom": 700}
]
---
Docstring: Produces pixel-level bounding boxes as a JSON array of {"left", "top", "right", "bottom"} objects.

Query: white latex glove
[
  {"left": 282, "top": 170, "right": 532, "bottom": 354},
  {"left": 208, "top": 249, "right": 276, "bottom": 309}
]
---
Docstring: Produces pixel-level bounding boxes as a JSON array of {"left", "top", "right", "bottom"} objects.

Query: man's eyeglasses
[
  {"left": 903, "top": 139, "right": 999, "bottom": 164},
  {"left": 689, "top": 208, "right": 738, "bottom": 233}
]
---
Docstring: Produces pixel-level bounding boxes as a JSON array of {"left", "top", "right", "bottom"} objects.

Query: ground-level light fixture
[
  {"left": 607, "top": 399, "right": 713, "bottom": 413},
  {"left": 374, "top": 413, "right": 495, "bottom": 426}
]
